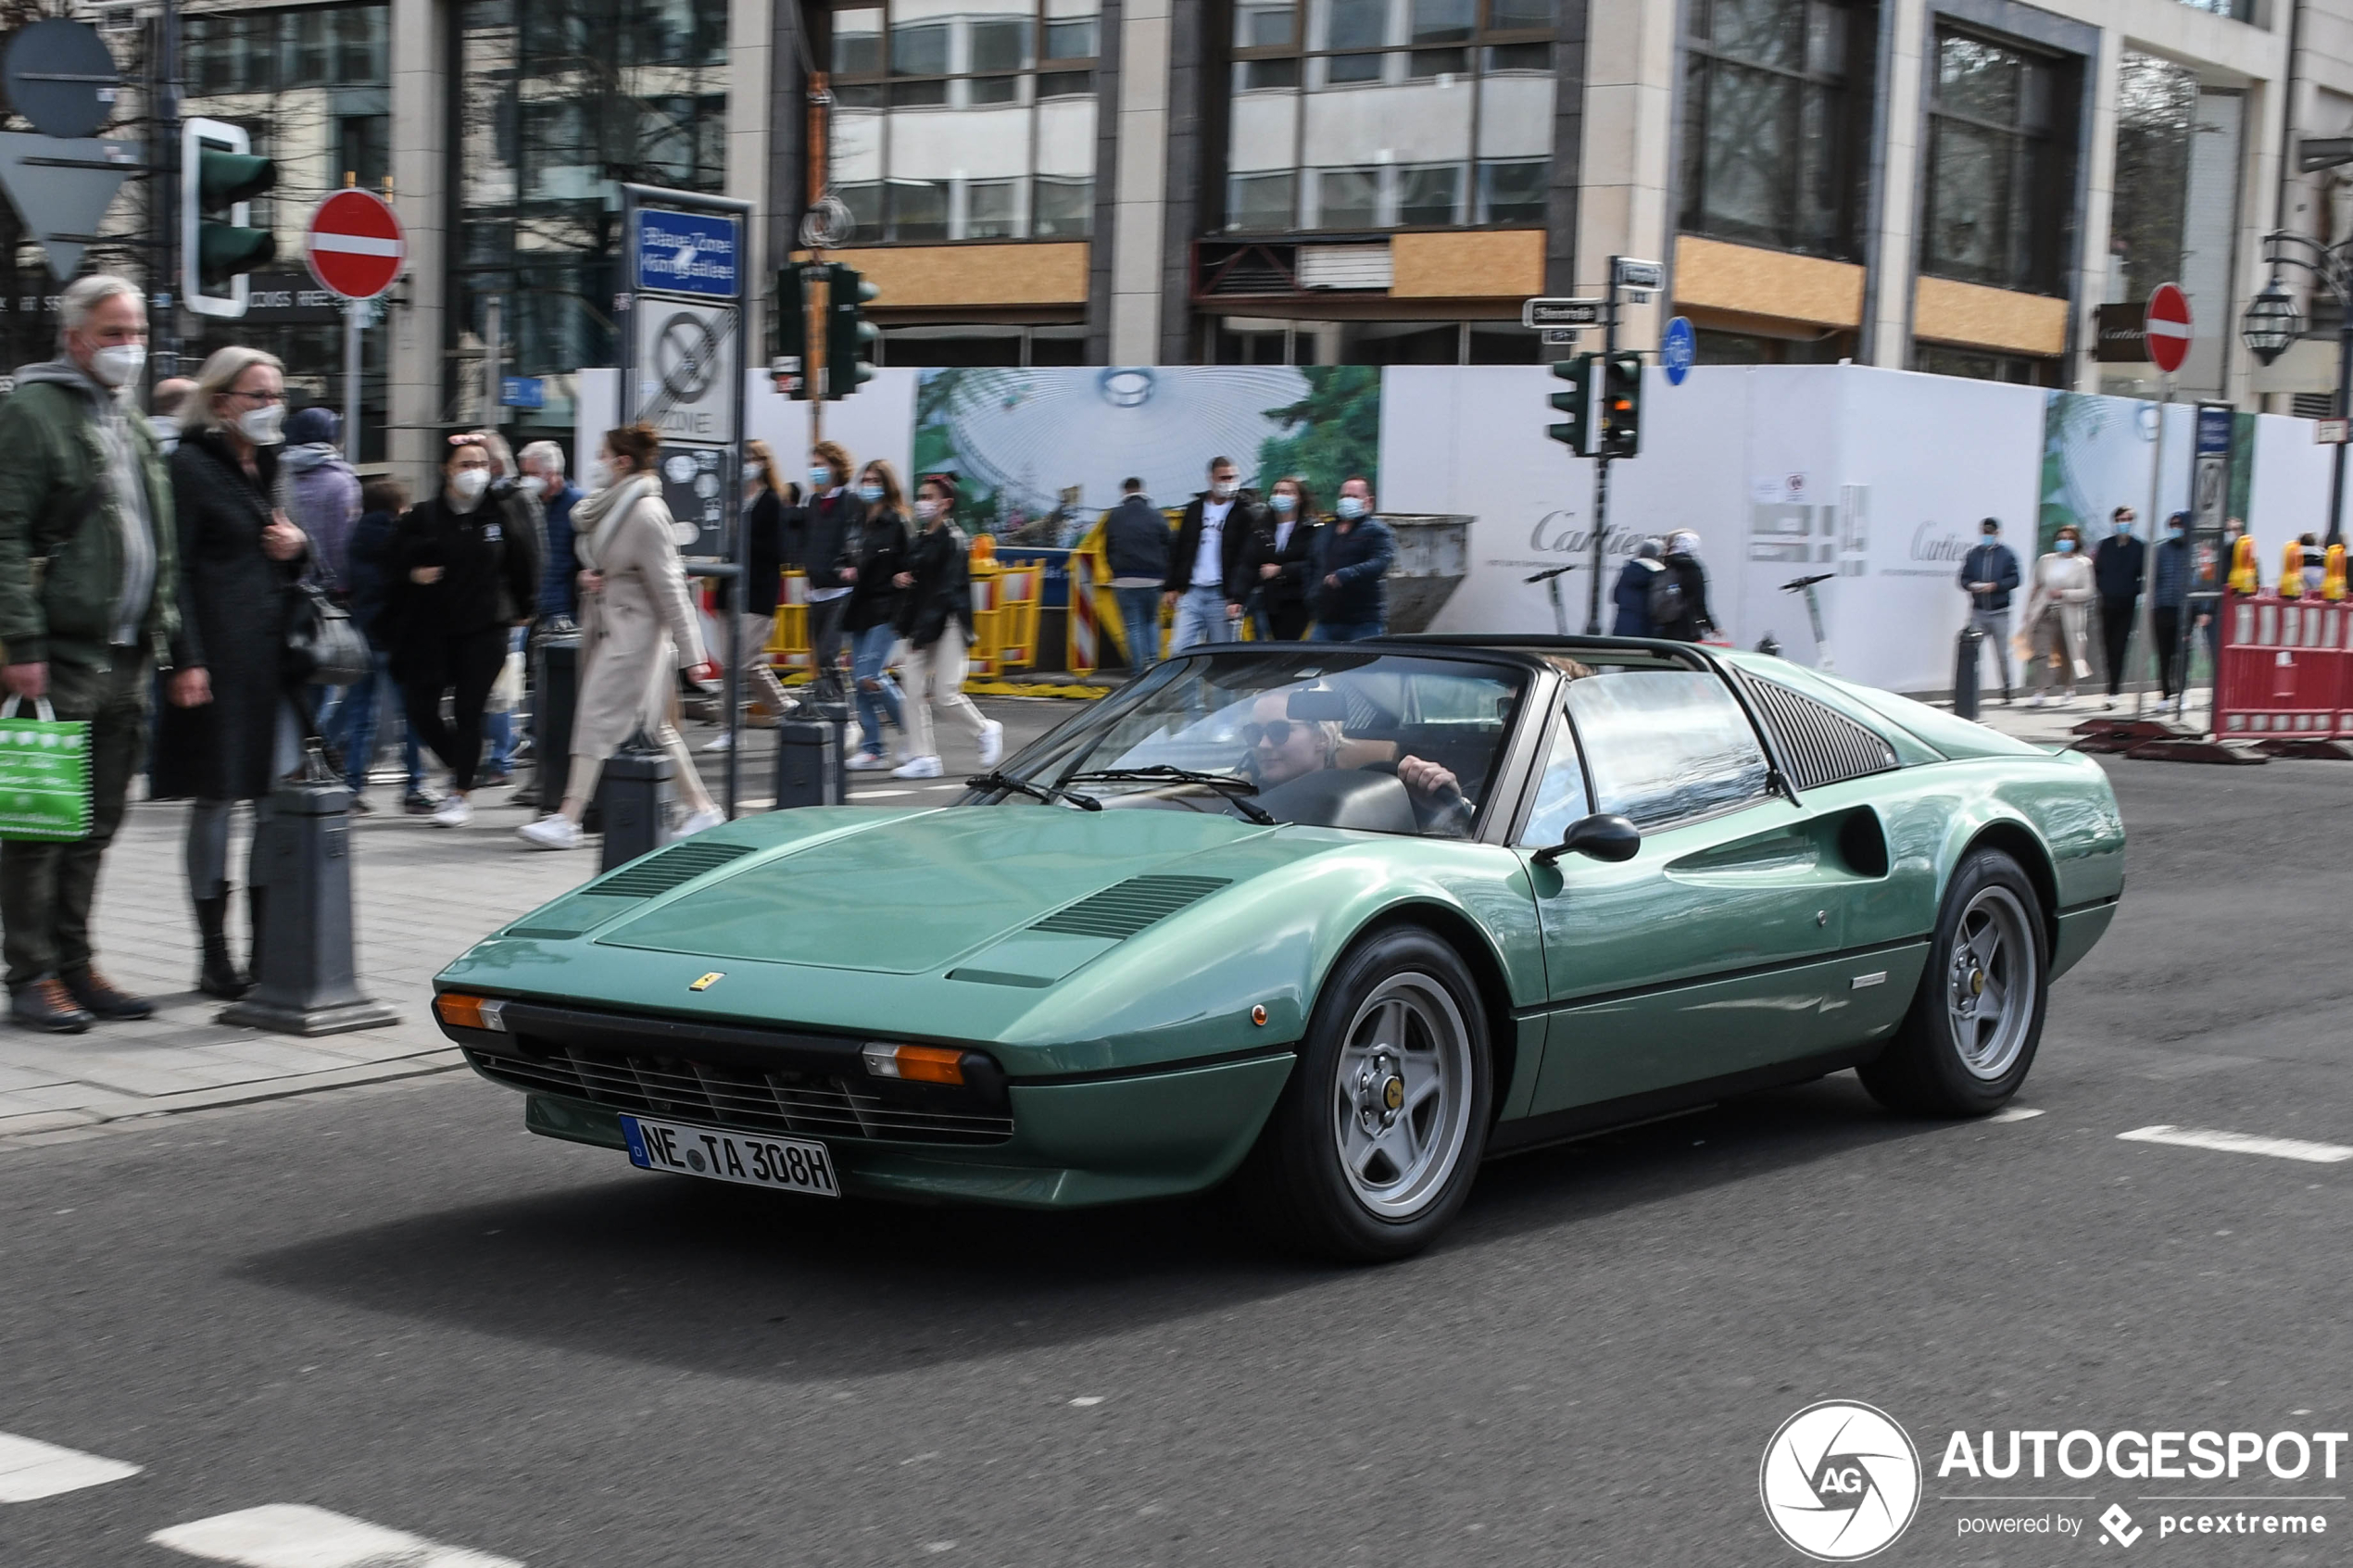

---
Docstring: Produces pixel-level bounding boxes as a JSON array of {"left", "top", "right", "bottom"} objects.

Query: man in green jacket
[{"left": 0, "top": 274, "right": 199, "bottom": 1032}]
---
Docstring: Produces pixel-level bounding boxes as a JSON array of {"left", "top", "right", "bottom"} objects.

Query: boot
[
  {"left": 246, "top": 883, "right": 270, "bottom": 994},
  {"left": 195, "top": 893, "right": 249, "bottom": 998}
]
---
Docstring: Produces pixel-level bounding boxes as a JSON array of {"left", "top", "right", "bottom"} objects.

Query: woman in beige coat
[
  {"left": 2019, "top": 523, "right": 2095, "bottom": 706},
  {"left": 518, "top": 422, "right": 722, "bottom": 849}
]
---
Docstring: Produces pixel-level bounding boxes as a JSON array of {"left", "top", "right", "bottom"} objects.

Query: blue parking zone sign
[
  {"left": 635, "top": 207, "right": 740, "bottom": 298},
  {"left": 1662, "top": 315, "right": 1696, "bottom": 386}
]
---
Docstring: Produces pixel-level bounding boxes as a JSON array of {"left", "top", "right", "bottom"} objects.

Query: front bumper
[{"left": 513, "top": 1053, "right": 1298, "bottom": 1208}]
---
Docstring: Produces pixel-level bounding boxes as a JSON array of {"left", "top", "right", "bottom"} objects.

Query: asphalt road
[{"left": 5, "top": 756, "right": 2352, "bottom": 1567}]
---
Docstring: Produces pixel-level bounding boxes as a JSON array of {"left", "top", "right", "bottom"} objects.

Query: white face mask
[
  {"left": 746, "top": 460, "right": 765, "bottom": 480},
  {"left": 90, "top": 344, "right": 145, "bottom": 389},
  {"left": 914, "top": 498, "right": 940, "bottom": 521},
  {"left": 237, "top": 402, "right": 285, "bottom": 445},
  {"left": 585, "top": 459, "right": 611, "bottom": 492},
  {"left": 451, "top": 468, "right": 489, "bottom": 501},
  {"left": 1211, "top": 479, "right": 1236, "bottom": 500}
]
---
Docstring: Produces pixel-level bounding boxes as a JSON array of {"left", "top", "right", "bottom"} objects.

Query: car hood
[{"left": 594, "top": 807, "right": 1276, "bottom": 974}]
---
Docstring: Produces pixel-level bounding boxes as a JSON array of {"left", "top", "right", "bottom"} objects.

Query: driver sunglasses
[{"left": 1242, "top": 720, "right": 1300, "bottom": 747}]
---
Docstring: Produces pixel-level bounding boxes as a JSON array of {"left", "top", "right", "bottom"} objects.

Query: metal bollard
[
  {"left": 598, "top": 730, "right": 672, "bottom": 872},
  {"left": 532, "top": 619, "right": 580, "bottom": 809},
  {"left": 773, "top": 719, "right": 842, "bottom": 808},
  {"left": 811, "top": 696, "right": 851, "bottom": 803},
  {"left": 1953, "top": 624, "right": 1983, "bottom": 721},
  {"left": 218, "top": 745, "right": 399, "bottom": 1035}
]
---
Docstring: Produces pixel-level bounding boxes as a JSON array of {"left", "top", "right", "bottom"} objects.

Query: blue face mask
[
  {"left": 2166, "top": 527, "right": 2185, "bottom": 542},
  {"left": 1982, "top": 530, "right": 1999, "bottom": 541},
  {"left": 1335, "top": 496, "right": 1366, "bottom": 521},
  {"left": 858, "top": 483, "right": 884, "bottom": 503},
  {"left": 810, "top": 466, "right": 833, "bottom": 490},
  {"left": 2057, "top": 538, "right": 2077, "bottom": 553},
  {"left": 1271, "top": 493, "right": 1296, "bottom": 514}
]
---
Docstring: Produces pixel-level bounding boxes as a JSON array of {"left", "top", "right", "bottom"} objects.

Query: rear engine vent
[
  {"left": 591, "top": 840, "right": 755, "bottom": 899},
  {"left": 1031, "top": 875, "right": 1231, "bottom": 939},
  {"left": 1736, "top": 674, "right": 1899, "bottom": 791}
]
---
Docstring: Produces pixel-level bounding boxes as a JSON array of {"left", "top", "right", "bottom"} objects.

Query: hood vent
[
  {"left": 592, "top": 840, "right": 755, "bottom": 899},
  {"left": 1031, "top": 875, "right": 1230, "bottom": 940}
]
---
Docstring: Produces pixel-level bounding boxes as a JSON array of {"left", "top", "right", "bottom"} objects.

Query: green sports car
[{"left": 434, "top": 637, "right": 2123, "bottom": 1261}]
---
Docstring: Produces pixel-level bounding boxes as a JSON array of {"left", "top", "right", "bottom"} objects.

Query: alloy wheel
[
  {"left": 1330, "top": 972, "right": 1474, "bottom": 1219},
  {"left": 1944, "top": 884, "right": 2038, "bottom": 1081}
]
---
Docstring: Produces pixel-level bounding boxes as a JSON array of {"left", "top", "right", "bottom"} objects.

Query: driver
[{"left": 1242, "top": 689, "right": 1473, "bottom": 834}]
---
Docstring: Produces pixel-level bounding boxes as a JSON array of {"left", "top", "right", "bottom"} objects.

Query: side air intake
[
  {"left": 1031, "top": 875, "right": 1232, "bottom": 939},
  {"left": 1736, "top": 673, "right": 1900, "bottom": 791}
]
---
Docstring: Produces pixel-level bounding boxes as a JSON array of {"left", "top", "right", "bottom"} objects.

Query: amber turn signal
[
  {"left": 434, "top": 992, "right": 488, "bottom": 1030},
  {"left": 861, "top": 1042, "right": 966, "bottom": 1085}
]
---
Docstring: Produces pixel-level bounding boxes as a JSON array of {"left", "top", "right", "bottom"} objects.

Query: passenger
[
  {"left": 840, "top": 458, "right": 911, "bottom": 770},
  {"left": 1241, "top": 688, "right": 1470, "bottom": 834}
]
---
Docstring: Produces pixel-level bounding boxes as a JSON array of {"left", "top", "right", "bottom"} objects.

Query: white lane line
[
  {"left": 848, "top": 788, "right": 916, "bottom": 797},
  {"left": 0, "top": 1432, "right": 141, "bottom": 1501},
  {"left": 151, "top": 1504, "right": 522, "bottom": 1568},
  {"left": 1989, "top": 1107, "right": 2045, "bottom": 1123},
  {"left": 2117, "top": 1125, "right": 2353, "bottom": 1164}
]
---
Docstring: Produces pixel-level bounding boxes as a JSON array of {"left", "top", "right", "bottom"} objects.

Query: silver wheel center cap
[{"left": 1357, "top": 1054, "right": 1404, "bottom": 1127}]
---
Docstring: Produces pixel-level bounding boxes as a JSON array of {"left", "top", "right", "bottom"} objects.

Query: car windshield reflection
[{"left": 975, "top": 650, "right": 1529, "bottom": 838}]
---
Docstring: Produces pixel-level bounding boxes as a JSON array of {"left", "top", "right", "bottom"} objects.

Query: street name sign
[
  {"left": 1522, "top": 297, "right": 1604, "bottom": 329},
  {"left": 1612, "top": 257, "right": 1665, "bottom": 291},
  {"left": 2317, "top": 419, "right": 2351, "bottom": 445},
  {"left": 303, "top": 189, "right": 404, "bottom": 300},
  {"left": 2145, "top": 282, "right": 2191, "bottom": 375}
]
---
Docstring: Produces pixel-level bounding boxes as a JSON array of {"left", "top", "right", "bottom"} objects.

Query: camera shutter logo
[{"left": 1759, "top": 1401, "right": 1921, "bottom": 1561}]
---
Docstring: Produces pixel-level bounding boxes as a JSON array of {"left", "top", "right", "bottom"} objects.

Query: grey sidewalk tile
[
  {"left": 0, "top": 1109, "right": 103, "bottom": 1137},
  {"left": 0, "top": 1062, "right": 72, "bottom": 1092}
]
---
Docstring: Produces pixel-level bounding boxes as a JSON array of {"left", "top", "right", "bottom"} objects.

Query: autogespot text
[{"left": 1939, "top": 1428, "right": 2349, "bottom": 1480}]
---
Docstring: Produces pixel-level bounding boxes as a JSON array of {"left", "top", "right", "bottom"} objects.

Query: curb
[{"left": 0, "top": 1049, "right": 470, "bottom": 1150}]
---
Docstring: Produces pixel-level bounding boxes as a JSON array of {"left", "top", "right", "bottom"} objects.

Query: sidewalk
[
  {"left": 0, "top": 696, "right": 1074, "bottom": 1151},
  {"left": 1927, "top": 684, "right": 2210, "bottom": 750}
]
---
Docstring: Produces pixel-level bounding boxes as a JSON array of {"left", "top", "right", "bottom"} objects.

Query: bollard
[
  {"left": 218, "top": 744, "right": 399, "bottom": 1035},
  {"left": 1952, "top": 624, "right": 1983, "bottom": 721},
  {"left": 1755, "top": 633, "right": 1782, "bottom": 658},
  {"left": 598, "top": 730, "right": 672, "bottom": 872},
  {"left": 773, "top": 719, "right": 842, "bottom": 808},
  {"left": 532, "top": 619, "right": 581, "bottom": 810},
  {"left": 810, "top": 696, "right": 850, "bottom": 803}
]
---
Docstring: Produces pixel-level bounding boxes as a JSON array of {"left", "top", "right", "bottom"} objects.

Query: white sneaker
[
  {"left": 518, "top": 814, "right": 583, "bottom": 850},
  {"left": 678, "top": 807, "right": 725, "bottom": 835},
  {"left": 432, "top": 794, "right": 473, "bottom": 828},
  {"left": 2101, "top": 697, "right": 2117, "bottom": 711},
  {"left": 977, "top": 719, "right": 1005, "bottom": 768},
  {"left": 701, "top": 730, "right": 735, "bottom": 753},
  {"left": 2027, "top": 693, "right": 2045, "bottom": 708},
  {"left": 892, "top": 755, "right": 944, "bottom": 780},
  {"left": 845, "top": 749, "right": 892, "bottom": 771}
]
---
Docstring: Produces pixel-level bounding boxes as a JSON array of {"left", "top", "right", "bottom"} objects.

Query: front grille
[
  {"left": 1032, "top": 875, "right": 1231, "bottom": 939},
  {"left": 467, "top": 1046, "right": 1013, "bottom": 1146},
  {"left": 1736, "top": 672, "right": 1899, "bottom": 791}
]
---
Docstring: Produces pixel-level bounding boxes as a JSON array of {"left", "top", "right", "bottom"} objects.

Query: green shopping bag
[{"left": 0, "top": 696, "right": 92, "bottom": 842}]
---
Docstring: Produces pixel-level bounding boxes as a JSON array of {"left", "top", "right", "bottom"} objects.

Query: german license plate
[{"left": 620, "top": 1114, "right": 839, "bottom": 1198}]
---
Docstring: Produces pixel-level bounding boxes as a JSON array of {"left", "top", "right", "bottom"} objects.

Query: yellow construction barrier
[
  {"left": 2282, "top": 539, "right": 2307, "bottom": 597},
  {"left": 2327, "top": 544, "right": 2347, "bottom": 602},
  {"left": 993, "top": 560, "right": 1042, "bottom": 671},
  {"left": 2228, "top": 533, "right": 2259, "bottom": 594},
  {"left": 967, "top": 557, "right": 1006, "bottom": 678},
  {"left": 766, "top": 570, "right": 813, "bottom": 675}
]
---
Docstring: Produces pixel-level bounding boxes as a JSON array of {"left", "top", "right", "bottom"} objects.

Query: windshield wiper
[
  {"left": 965, "top": 771, "right": 1101, "bottom": 810},
  {"left": 1064, "top": 766, "right": 1277, "bottom": 825}
]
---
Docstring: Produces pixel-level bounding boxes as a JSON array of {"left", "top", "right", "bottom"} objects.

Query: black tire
[
  {"left": 1238, "top": 924, "right": 1492, "bottom": 1261},
  {"left": 1858, "top": 847, "right": 2048, "bottom": 1115}
]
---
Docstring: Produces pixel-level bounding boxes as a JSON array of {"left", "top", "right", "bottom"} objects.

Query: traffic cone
[
  {"left": 2229, "top": 534, "right": 2259, "bottom": 595},
  {"left": 2326, "top": 545, "right": 2347, "bottom": 602},
  {"left": 2281, "top": 540, "right": 2305, "bottom": 597}
]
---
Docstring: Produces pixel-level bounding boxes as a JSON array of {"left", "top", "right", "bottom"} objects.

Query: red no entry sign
[
  {"left": 304, "top": 190, "right": 405, "bottom": 300},
  {"left": 2145, "top": 282, "right": 2192, "bottom": 375}
]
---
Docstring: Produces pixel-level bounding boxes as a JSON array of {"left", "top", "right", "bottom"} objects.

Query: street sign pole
[
  {"left": 343, "top": 296, "right": 360, "bottom": 462},
  {"left": 1589, "top": 290, "right": 1615, "bottom": 635},
  {"left": 2135, "top": 283, "right": 2191, "bottom": 720}
]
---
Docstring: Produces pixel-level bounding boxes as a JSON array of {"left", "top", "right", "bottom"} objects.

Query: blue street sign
[
  {"left": 500, "top": 375, "right": 544, "bottom": 410},
  {"left": 1661, "top": 315, "right": 1696, "bottom": 386},
  {"left": 635, "top": 207, "right": 740, "bottom": 297},
  {"left": 2195, "top": 404, "right": 2232, "bottom": 457}
]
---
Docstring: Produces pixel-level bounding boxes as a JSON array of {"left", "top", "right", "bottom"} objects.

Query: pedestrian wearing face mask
[
  {"left": 1102, "top": 476, "right": 1170, "bottom": 669},
  {"left": 386, "top": 432, "right": 540, "bottom": 826},
  {"left": 463, "top": 432, "right": 542, "bottom": 789},
  {"left": 2093, "top": 506, "right": 2145, "bottom": 711},
  {"left": 2020, "top": 524, "right": 2094, "bottom": 706},
  {"left": 1958, "top": 517, "right": 2021, "bottom": 704},
  {"left": 147, "top": 376, "right": 195, "bottom": 455},
  {"left": 149, "top": 346, "right": 313, "bottom": 998},
  {"left": 890, "top": 473, "right": 1003, "bottom": 779},
  {"left": 1244, "top": 477, "right": 1320, "bottom": 641},
  {"left": 1163, "top": 456, "right": 1264, "bottom": 653},
  {"left": 0, "top": 275, "right": 190, "bottom": 1033},
  {"left": 840, "top": 459, "right": 912, "bottom": 769},
  {"left": 797, "top": 442, "right": 858, "bottom": 699},
  {"left": 2152, "top": 511, "right": 2193, "bottom": 711},
  {"left": 705, "top": 438, "right": 797, "bottom": 750},
  {"left": 519, "top": 440, "right": 581, "bottom": 621},
  {"left": 1310, "top": 477, "right": 1397, "bottom": 642}
]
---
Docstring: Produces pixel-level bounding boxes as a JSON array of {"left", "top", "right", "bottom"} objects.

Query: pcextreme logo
[{"left": 1760, "top": 1401, "right": 1923, "bottom": 1561}]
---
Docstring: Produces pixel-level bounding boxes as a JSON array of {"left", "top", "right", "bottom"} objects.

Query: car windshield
[{"left": 975, "top": 649, "right": 1529, "bottom": 838}]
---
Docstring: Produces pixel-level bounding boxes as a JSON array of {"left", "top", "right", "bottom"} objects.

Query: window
[
  {"left": 1564, "top": 671, "right": 1771, "bottom": 829},
  {"left": 1517, "top": 712, "right": 1591, "bottom": 848},
  {"left": 1225, "top": 0, "right": 1555, "bottom": 233},
  {"left": 829, "top": 1, "right": 1101, "bottom": 244},
  {"left": 1920, "top": 29, "right": 2078, "bottom": 295},
  {"left": 1680, "top": 0, "right": 1875, "bottom": 259}
]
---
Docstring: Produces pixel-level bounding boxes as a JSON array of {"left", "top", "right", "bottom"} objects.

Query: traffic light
[
  {"left": 1598, "top": 351, "right": 1643, "bottom": 458},
  {"left": 823, "top": 262, "right": 879, "bottom": 399},
  {"left": 771, "top": 266, "right": 808, "bottom": 399},
  {"left": 181, "top": 117, "right": 277, "bottom": 320},
  {"left": 1547, "top": 354, "right": 1598, "bottom": 457}
]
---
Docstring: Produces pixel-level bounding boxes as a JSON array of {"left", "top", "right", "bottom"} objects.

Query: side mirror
[{"left": 1532, "top": 812, "right": 1642, "bottom": 867}]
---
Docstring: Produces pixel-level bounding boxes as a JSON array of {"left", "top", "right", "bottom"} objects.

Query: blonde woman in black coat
[{"left": 148, "top": 346, "right": 309, "bottom": 997}]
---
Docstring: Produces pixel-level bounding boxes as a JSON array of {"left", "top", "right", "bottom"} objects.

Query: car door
[{"left": 1516, "top": 665, "right": 1892, "bottom": 1117}]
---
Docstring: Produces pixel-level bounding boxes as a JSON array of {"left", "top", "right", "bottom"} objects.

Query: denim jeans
[
  {"left": 1311, "top": 619, "right": 1384, "bottom": 643},
  {"left": 851, "top": 622, "right": 904, "bottom": 755},
  {"left": 321, "top": 648, "right": 421, "bottom": 795},
  {"left": 1114, "top": 586, "right": 1164, "bottom": 671},
  {"left": 1169, "top": 585, "right": 1238, "bottom": 654}
]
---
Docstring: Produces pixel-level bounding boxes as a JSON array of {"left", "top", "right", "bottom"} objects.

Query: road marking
[
  {"left": 0, "top": 1432, "right": 141, "bottom": 1501},
  {"left": 1989, "top": 1107, "right": 2045, "bottom": 1123},
  {"left": 849, "top": 788, "right": 916, "bottom": 797},
  {"left": 2117, "top": 1125, "right": 2353, "bottom": 1164},
  {"left": 1069, "top": 1396, "right": 1104, "bottom": 1407},
  {"left": 151, "top": 1504, "right": 522, "bottom": 1567}
]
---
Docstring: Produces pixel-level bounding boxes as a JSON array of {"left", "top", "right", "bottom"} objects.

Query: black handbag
[{"left": 285, "top": 582, "right": 371, "bottom": 686}]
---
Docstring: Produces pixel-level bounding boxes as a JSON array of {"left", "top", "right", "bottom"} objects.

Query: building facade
[{"left": 11, "top": 0, "right": 2353, "bottom": 473}]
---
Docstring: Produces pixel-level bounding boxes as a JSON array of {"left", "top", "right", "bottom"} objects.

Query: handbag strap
[{"left": 0, "top": 695, "right": 57, "bottom": 723}]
